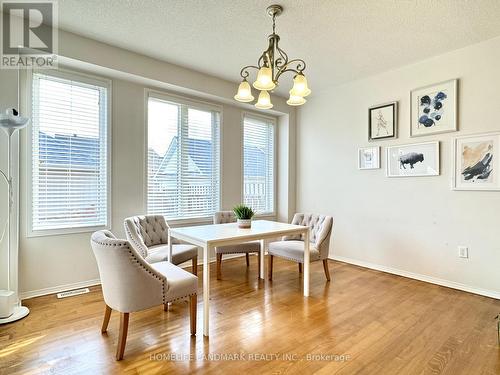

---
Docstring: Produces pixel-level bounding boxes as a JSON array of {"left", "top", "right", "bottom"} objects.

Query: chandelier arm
[
  {"left": 240, "top": 65, "right": 260, "bottom": 79},
  {"left": 275, "top": 59, "right": 307, "bottom": 80},
  {"left": 275, "top": 43, "right": 289, "bottom": 68}
]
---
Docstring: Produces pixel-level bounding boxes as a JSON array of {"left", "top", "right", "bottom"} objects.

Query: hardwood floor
[{"left": 1, "top": 257, "right": 499, "bottom": 374}]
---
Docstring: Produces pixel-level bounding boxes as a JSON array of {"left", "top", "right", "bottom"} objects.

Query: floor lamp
[{"left": 0, "top": 108, "right": 29, "bottom": 324}]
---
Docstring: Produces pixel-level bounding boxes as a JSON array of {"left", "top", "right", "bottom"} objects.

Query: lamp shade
[
  {"left": 286, "top": 93, "right": 306, "bottom": 106},
  {"left": 234, "top": 80, "right": 254, "bottom": 102},
  {"left": 255, "top": 90, "right": 273, "bottom": 109},
  {"left": 253, "top": 67, "right": 276, "bottom": 91},
  {"left": 0, "top": 109, "right": 29, "bottom": 137},
  {"left": 289, "top": 74, "right": 311, "bottom": 97}
]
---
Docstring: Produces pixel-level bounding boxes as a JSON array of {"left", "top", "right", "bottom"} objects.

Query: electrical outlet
[{"left": 458, "top": 246, "right": 469, "bottom": 259}]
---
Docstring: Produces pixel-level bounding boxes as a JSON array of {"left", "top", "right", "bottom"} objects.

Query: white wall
[
  {"left": 297, "top": 36, "right": 500, "bottom": 298},
  {"left": 0, "top": 30, "right": 296, "bottom": 297}
]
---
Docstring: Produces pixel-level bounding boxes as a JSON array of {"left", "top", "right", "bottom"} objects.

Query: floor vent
[{"left": 57, "top": 288, "right": 90, "bottom": 299}]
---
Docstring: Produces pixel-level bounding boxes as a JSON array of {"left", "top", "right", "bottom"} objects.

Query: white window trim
[
  {"left": 144, "top": 88, "right": 223, "bottom": 224},
  {"left": 26, "top": 67, "right": 112, "bottom": 237},
  {"left": 241, "top": 111, "right": 278, "bottom": 218}
]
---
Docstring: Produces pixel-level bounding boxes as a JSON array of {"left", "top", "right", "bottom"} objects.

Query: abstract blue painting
[{"left": 411, "top": 79, "right": 457, "bottom": 137}]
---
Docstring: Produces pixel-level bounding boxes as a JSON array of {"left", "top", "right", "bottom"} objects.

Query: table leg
[
  {"left": 259, "top": 239, "right": 267, "bottom": 280},
  {"left": 168, "top": 230, "right": 173, "bottom": 263},
  {"left": 203, "top": 244, "right": 211, "bottom": 337},
  {"left": 303, "top": 229, "right": 310, "bottom": 297}
]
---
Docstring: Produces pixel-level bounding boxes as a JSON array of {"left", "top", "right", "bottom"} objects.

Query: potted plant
[{"left": 233, "top": 204, "right": 255, "bottom": 228}]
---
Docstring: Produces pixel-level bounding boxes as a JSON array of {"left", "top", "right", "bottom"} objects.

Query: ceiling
[{"left": 57, "top": 0, "right": 500, "bottom": 97}]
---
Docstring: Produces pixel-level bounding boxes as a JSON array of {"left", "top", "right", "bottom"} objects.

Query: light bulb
[
  {"left": 234, "top": 80, "right": 254, "bottom": 102},
  {"left": 255, "top": 90, "right": 273, "bottom": 109},
  {"left": 253, "top": 67, "right": 276, "bottom": 91}
]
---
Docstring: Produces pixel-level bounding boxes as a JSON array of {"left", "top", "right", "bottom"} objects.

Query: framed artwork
[
  {"left": 369, "top": 102, "right": 397, "bottom": 141},
  {"left": 452, "top": 132, "right": 500, "bottom": 191},
  {"left": 358, "top": 146, "right": 380, "bottom": 170},
  {"left": 410, "top": 79, "right": 458, "bottom": 137},
  {"left": 386, "top": 141, "right": 440, "bottom": 177}
]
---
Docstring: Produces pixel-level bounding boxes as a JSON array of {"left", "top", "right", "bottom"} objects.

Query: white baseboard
[
  {"left": 20, "top": 278, "right": 101, "bottom": 300},
  {"left": 20, "top": 253, "right": 250, "bottom": 301},
  {"left": 332, "top": 255, "right": 500, "bottom": 300}
]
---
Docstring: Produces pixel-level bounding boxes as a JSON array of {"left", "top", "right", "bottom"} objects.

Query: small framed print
[
  {"left": 386, "top": 141, "right": 440, "bottom": 177},
  {"left": 452, "top": 132, "right": 500, "bottom": 191},
  {"left": 369, "top": 102, "right": 397, "bottom": 141},
  {"left": 410, "top": 79, "right": 458, "bottom": 137},
  {"left": 358, "top": 146, "right": 380, "bottom": 170}
]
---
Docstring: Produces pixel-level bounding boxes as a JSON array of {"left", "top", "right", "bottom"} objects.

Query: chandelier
[{"left": 234, "top": 4, "right": 311, "bottom": 109}]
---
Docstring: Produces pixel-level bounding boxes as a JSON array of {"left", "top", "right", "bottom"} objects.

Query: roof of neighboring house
[
  {"left": 37, "top": 132, "right": 268, "bottom": 177},
  {"left": 152, "top": 136, "right": 268, "bottom": 178},
  {"left": 38, "top": 132, "right": 100, "bottom": 167}
]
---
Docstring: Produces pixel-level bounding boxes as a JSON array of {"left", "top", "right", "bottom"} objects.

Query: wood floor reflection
[{"left": 1, "top": 257, "right": 499, "bottom": 374}]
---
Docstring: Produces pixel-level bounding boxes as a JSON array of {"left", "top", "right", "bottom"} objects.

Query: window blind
[
  {"left": 147, "top": 96, "right": 220, "bottom": 220},
  {"left": 243, "top": 115, "right": 275, "bottom": 214},
  {"left": 31, "top": 72, "right": 109, "bottom": 232}
]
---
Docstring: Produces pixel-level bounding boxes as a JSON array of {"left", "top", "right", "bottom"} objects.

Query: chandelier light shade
[
  {"left": 234, "top": 79, "right": 255, "bottom": 102},
  {"left": 255, "top": 90, "right": 273, "bottom": 109},
  {"left": 286, "top": 93, "right": 306, "bottom": 106},
  {"left": 253, "top": 67, "right": 276, "bottom": 91},
  {"left": 290, "top": 73, "right": 311, "bottom": 97},
  {"left": 234, "top": 4, "right": 311, "bottom": 109}
]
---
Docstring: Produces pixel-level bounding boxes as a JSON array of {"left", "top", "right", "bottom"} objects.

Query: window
[
  {"left": 30, "top": 70, "right": 110, "bottom": 234},
  {"left": 243, "top": 114, "right": 275, "bottom": 214},
  {"left": 147, "top": 93, "right": 221, "bottom": 220}
]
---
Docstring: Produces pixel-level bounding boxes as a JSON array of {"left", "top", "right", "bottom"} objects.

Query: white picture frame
[
  {"left": 358, "top": 146, "right": 380, "bottom": 170},
  {"left": 410, "top": 79, "right": 458, "bottom": 137},
  {"left": 452, "top": 132, "right": 500, "bottom": 191},
  {"left": 386, "top": 141, "right": 440, "bottom": 177}
]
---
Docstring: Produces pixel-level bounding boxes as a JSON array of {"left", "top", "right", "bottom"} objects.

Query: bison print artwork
[
  {"left": 411, "top": 79, "right": 457, "bottom": 137},
  {"left": 387, "top": 142, "right": 439, "bottom": 177},
  {"left": 453, "top": 133, "right": 500, "bottom": 191},
  {"left": 399, "top": 152, "right": 424, "bottom": 169}
]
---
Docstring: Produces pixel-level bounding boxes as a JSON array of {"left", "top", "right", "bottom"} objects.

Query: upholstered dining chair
[
  {"left": 268, "top": 213, "right": 334, "bottom": 281},
  {"left": 124, "top": 215, "right": 198, "bottom": 275},
  {"left": 90, "top": 230, "right": 197, "bottom": 360},
  {"left": 214, "top": 211, "right": 261, "bottom": 280}
]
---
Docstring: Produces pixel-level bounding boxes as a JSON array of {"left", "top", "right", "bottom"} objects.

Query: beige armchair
[
  {"left": 268, "top": 213, "right": 334, "bottom": 281},
  {"left": 214, "top": 211, "right": 261, "bottom": 280},
  {"left": 90, "top": 230, "right": 197, "bottom": 360},
  {"left": 124, "top": 215, "right": 198, "bottom": 275}
]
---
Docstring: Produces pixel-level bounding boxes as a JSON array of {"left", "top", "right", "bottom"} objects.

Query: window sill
[{"left": 26, "top": 224, "right": 110, "bottom": 238}]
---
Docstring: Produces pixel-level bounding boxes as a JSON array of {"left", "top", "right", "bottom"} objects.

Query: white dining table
[{"left": 168, "top": 219, "right": 310, "bottom": 337}]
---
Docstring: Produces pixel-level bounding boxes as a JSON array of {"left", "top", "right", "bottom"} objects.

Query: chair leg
[
  {"left": 116, "top": 312, "right": 129, "bottom": 361},
  {"left": 323, "top": 259, "right": 331, "bottom": 281},
  {"left": 246, "top": 253, "right": 250, "bottom": 267},
  {"left": 101, "top": 304, "right": 112, "bottom": 333},
  {"left": 257, "top": 252, "right": 261, "bottom": 276},
  {"left": 268, "top": 255, "right": 273, "bottom": 280},
  {"left": 190, "top": 294, "right": 197, "bottom": 335},
  {"left": 163, "top": 303, "right": 169, "bottom": 311},
  {"left": 216, "top": 253, "right": 222, "bottom": 280},
  {"left": 298, "top": 263, "right": 302, "bottom": 274},
  {"left": 192, "top": 255, "right": 198, "bottom": 275}
]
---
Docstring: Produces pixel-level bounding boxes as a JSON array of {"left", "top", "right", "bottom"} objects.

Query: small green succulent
[{"left": 233, "top": 204, "right": 255, "bottom": 220}]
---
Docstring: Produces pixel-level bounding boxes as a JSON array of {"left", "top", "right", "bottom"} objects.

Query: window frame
[
  {"left": 144, "top": 89, "right": 223, "bottom": 225},
  {"left": 26, "top": 67, "right": 112, "bottom": 237},
  {"left": 241, "top": 111, "right": 277, "bottom": 218}
]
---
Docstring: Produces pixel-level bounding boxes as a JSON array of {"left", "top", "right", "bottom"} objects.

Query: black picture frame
[{"left": 368, "top": 102, "right": 397, "bottom": 141}]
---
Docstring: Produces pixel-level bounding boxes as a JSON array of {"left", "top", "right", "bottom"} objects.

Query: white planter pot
[{"left": 237, "top": 219, "right": 252, "bottom": 228}]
